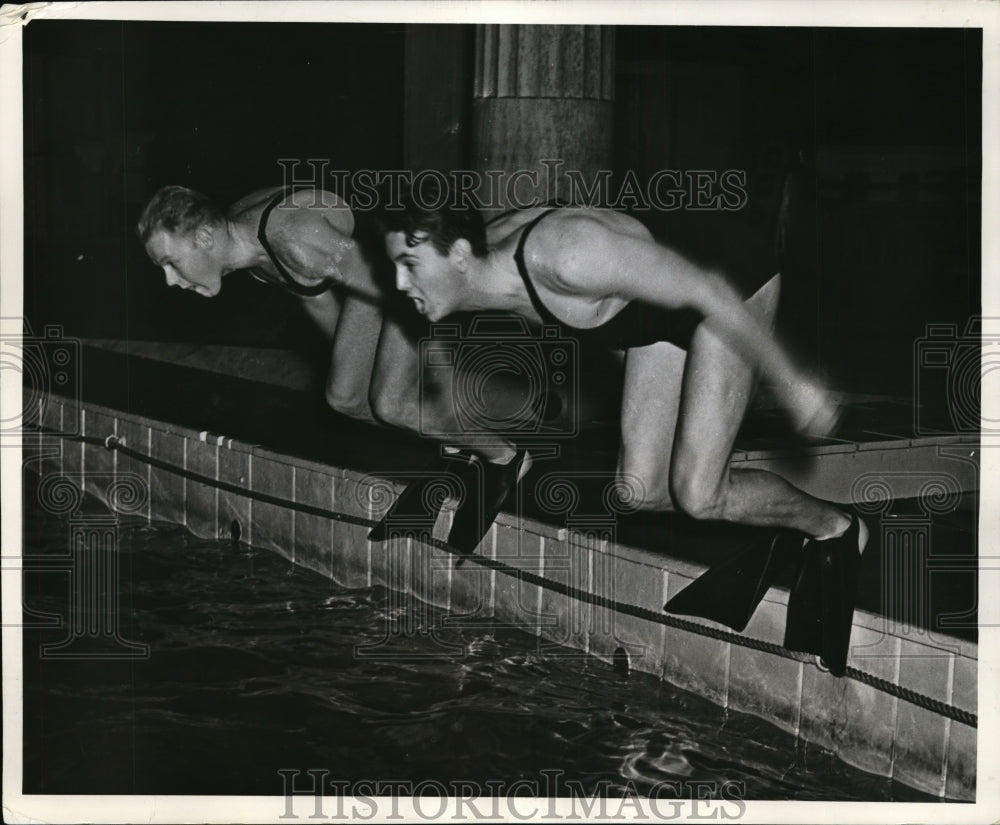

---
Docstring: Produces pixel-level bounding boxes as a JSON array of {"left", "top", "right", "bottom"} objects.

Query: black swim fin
[
  {"left": 783, "top": 515, "right": 864, "bottom": 677},
  {"left": 664, "top": 530, "right": 802, "bottom": 632},
  {"left": 368, "top": 451, "right": 474, "bottom": 542},
  {"left": 447, "top": 449, "right": 529, "bottom": 557}
]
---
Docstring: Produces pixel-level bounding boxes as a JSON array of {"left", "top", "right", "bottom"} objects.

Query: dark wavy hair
[
  {"left": 377, "top": 184, "right": 488, "bottom": 259},
  {"left": 136, "top": 185, "right": 225, "bottom": 243}
]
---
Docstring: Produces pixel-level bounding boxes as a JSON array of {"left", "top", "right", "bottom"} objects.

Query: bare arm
[
  {"left": 552, "top": 216, "right": 837, "bottom": 436},
  {"left": 280, "top": 190, "right": 384, "bottom": 302},
  {"left": 296, "top": 289, "right": 360, "bottom": 420}
]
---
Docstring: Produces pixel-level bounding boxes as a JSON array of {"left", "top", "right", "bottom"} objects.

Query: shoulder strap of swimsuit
[
  {"left": 486, "top": 199, "right": 565, "bottom": 227},
  {"left": 513, "top": 208, "right": 561, "bottom": 324},
  {"left": 255, "top": 189, "right": 333, "bottom": 297}
]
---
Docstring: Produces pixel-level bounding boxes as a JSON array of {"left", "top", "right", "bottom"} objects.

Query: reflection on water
[{"left": 22, "top": 491, "right": 934, "bottom": 800}]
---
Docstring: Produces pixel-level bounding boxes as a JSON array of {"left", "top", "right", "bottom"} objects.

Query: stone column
[
  {"left": 472, "top": 25, "right": 615, "bottom": 212},
  {"left": 404, "top": 24, "right": 473, "bottom": 173}
]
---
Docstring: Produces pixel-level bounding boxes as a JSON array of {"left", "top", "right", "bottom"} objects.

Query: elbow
[{"left": 324, "top": 383, "right": 345, "bottom": 414}]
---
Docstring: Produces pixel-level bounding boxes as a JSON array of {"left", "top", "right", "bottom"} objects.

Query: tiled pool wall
[{"left": 27, "top": 395, "right": 977, "bottom": 801}]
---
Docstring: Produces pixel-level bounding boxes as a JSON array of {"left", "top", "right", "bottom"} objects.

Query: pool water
[{"left": 21, "top": 484, "right": 935, "bottom": 801}]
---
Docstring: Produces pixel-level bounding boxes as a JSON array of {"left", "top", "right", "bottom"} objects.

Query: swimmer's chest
[{"left": 526, "top": 285, "right": 630, "bottom": 333}]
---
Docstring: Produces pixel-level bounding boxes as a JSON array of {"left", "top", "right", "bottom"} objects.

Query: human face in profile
[
  {"left": 145, "top": 227, "right": 224, "bottom": 298},
  {"left": 385, "top": 231, "right": 464, "bottom": 322}
]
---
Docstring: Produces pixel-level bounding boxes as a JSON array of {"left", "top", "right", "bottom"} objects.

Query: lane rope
[{"left": 41, "top": 430, "right": 978, "bottom": 728}]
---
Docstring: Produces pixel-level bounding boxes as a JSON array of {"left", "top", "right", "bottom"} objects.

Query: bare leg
[
  {"left": 367, "top": 315, "right": 420, "bottom": 428},
  {"left": 616, "top": 338, "right": 686, "bottom": 511},
  {"left": 368, "top": 316, "right": 522, "bottom": 464},
  {"left": 619, "top": 275, "right": 857, "bottom": 543},
  {"left": 325, "top": 295, "right": 383, "bottom": 424}
]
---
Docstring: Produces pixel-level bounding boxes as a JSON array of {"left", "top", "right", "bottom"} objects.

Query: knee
[
  {"left": 668, "top": 464, "right": 726, "bottom": 522},
  {"left": 369, "top": 382, "right": 416, "bottom": 431},
  {"left": 617, "top": 453, "right": 673, "bottom": 512},
  {"left": 326, "top": 391, "right": 370, "bottom": 422},
  {"left": 325, "top": 380, "right": 372, "bottom": 422}
]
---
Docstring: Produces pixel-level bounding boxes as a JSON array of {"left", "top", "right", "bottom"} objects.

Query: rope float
[{"left": 42, "top": 430, "right": 978, "bottom": 728}]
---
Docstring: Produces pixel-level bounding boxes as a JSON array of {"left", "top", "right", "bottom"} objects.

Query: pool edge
[{"left": 28, "top": 393, "right": 978, "bottom": 802}]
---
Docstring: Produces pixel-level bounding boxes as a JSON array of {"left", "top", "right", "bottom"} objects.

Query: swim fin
[
  {"left": 447, "top": 449, "right": 529, "bottom": 557},
  {"left": 783, "top": 515, "right": 864, "bottom": 677},
  {"left": 664, "top": 530, "right": 802, "bottom": 632},
  {"left": 368, "top": 451, "right": 474, "bottom": 542}
]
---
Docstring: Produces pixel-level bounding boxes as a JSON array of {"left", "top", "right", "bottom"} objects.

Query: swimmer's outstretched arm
[{"left": 551, "top": 217, "right": 837, "bottom": 437}]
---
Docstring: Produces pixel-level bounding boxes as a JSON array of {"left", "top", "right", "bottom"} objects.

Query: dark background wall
[
  {"left": 614, "top": 26, "right": 981, "bottom": 394},
  {"left": 23, "top": 21, "right": 980, "bottom": 398},
  {"left": 23, "top": 20, "right": 405, "bottom": 355}
]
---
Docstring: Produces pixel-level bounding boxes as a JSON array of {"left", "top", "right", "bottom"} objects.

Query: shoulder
[
  {"left": 267, "top": 188, "right": 354, "bottom": 240},
  {"left": 228, "top": 186, "right": 283, "bottom": 224},
  {"left": 282, "top": 188, "right": 355, "bottom": 236},
  {"left": 526, "top": 209, "right": 653, "bottom": 292}
]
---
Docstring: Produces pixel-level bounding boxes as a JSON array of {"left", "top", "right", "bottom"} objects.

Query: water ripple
[{"left": 22, "top": 493, "right": 937, "bottom": 801}]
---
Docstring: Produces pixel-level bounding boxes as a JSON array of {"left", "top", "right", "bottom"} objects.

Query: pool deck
[{"left": 23, "top": 340, "right": 980, "bottom": 800}]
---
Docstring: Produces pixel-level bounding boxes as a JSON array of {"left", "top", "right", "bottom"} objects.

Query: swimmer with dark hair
[
  {"left": 137, "top": 184, "right": 537, "bottom": 550},
  {"left": 380, "top": 197, "right": 868, "bottom": 676}
]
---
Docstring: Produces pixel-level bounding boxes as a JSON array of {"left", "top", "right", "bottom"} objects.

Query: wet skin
[
  {"left": 385, "top": 206, "right": 860, "bottom": 545},
  {"left": 142, "top": 188, "right": 551, "bottom": 456},
  {"left": 144, "top": 188, "right": 388, "bottom": 425}
]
